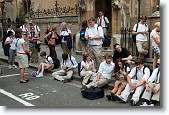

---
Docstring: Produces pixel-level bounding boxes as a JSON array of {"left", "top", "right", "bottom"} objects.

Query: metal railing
[{"left": 120, "top": 28, "right": 153, "bottom": 59}]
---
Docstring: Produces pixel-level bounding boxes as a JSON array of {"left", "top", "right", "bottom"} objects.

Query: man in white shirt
[
  {"left": 116, "top": 58, "right": 150, "bottom": 106},
  {"left": 85, "top": 17, "right": 104, "bottom": 69},
  {"left": 20, "top": 21, "right": 28, "bottom": 40},
  {"left": 52, "top": 53, "right": 78, "bottom": 83},
  {"left": 97, "top": 11, "right": 109, "bottom": 35},
  {"left": 85, "top": 53, "right": 115, "bottom": 89},
  {"left": 32, "top": 21, "right": 40, "bottom": 37},
  {"left": 132, "top": 15, "right": 149, "bottom": 59}
]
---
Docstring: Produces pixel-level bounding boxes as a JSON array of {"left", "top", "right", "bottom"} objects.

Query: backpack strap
[
  {"left": 103, "top": 16, "right": 107, "bottom": 26},
  {"left": 157, "top": 68, "right": 160, "bottom": 78},
  {"left": 135, "top": 23, "right": 139, "bottom": 32},
  {"left": 69, "top": 56, "right": 74, "bottom": 66}
]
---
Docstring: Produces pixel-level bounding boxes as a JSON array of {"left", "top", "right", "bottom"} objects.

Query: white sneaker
[
  {"left": 12, "top": 65, "right": 17, "bottom": 68},
  {"left": 36, "top": 73, "right": 43, "bottom": 78},
  {"left": 149, "top": 104, "right": 154, "bottom": 106},
  {"left": 54, "top": 75, "right": 64, "bottom": 81},
  {"left": 8, "top": 65, "right": 12, "bottom": 69},
  {"left": 140, "top": 102, "right": 149, "bottom": 106}
]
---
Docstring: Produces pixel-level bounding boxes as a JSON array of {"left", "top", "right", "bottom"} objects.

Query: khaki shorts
[{"left": 16, "top": 54, "right": 29, "bottom": 68}]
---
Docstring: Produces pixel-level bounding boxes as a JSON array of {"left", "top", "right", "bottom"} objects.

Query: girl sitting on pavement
[
  {"left": 36, "top": 51, "right": 54, "bottom": 77},
  {"left": 106, "top": 58, "right": 130, "bottom": 101},
  {"left": 80, "top": 52, "right": 97, "bottom": 90}
]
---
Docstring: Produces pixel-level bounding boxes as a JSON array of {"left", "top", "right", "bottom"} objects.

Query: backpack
[
  {"left": 81, "top": 86, "right": 104, "bottom": 100},
  {"left": 102, "top": 34, "right": 110, "bottom": 47},
  {"left": 80, "top": 29, "right": 87, "bottom": 41},
  {"left": 77, "top": 61, "right": 83, "bottom": 76},
  {"left": 47, "top": 56, "right": 60, "bottom": 69},
  {"left": 3, "top": 43, "right": 10, "bottom": 56}
]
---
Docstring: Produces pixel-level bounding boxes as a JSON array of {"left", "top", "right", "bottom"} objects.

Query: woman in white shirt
[
  {"left": 5, "top": 31, "right": 17, "bottom": 69},
  {"left": 80, "top": 52, "right": 97, "bottom": 90},
  {"left": 150, "top": 22, "right": 160, "bottom": 70},
  {"left": 106, "top": 58, "right": 130, "bottom": 101},
  {"left": 15, "top": 28, "right": 31, "bottom": 83}
]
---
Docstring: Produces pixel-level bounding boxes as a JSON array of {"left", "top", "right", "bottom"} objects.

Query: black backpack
[
  {"left": 81, "top": 86, "right": 104, "bottom": 100},
  {"left": 77, "top": 61, "right": 83, "bottom": 76},
  {"left": 102, "top": 34, "right": 110, "bottom": 47},
  {"left": 80, "top": 29, "right": 87, "bottom": 41},
  {"left": 47, "top": 56, "right": 60, "bottom": 69}
]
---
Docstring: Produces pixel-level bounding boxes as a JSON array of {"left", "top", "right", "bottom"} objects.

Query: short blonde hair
[
  {"left": 61, "top": 22, "right": 67, "bottom": 27},
  {"left": 51, "top": 24, "right": 57, "bottom": 31},
  {"left": 154, "top": 22, "right": 160, "bottom": 27}
]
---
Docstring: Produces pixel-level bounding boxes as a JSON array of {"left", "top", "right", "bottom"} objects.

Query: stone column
[{"left": 84, "top": 0, "right": 96, "bottom": 20}]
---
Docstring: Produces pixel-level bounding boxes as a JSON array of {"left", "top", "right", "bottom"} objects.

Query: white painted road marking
[
  {"left": 0, "top": 89, "right": 35, "bottom": 106},
  {"left": 0, "top": 73, "right": 28, "bottom": 78}
]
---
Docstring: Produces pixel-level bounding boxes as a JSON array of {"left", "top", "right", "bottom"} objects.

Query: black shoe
[
  {"left": 81, "top": 85, "right": 87, "bottom": 90},
  {"left": 111, "top": 93, "right": 116, "bottom": 101},
  {"left": 20, "top": 80, "right": 28, "bottom": 83},
  {"left": 63, "top": 79, "right": 69, "bottom": 83},
  {"left": 106, "top": 95, "right": 112, "bottom": 101},
  {"left": 130, "top": 99, "right": 137, "bottom": 106}
]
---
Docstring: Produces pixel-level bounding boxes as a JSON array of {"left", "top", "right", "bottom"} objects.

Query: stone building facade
[{"left": 0, "top": 0, "right": 160, "bottom": 50}]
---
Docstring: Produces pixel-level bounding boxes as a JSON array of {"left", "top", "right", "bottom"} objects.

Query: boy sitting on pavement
[
  {"left": 140, "top": 60, "right": 160, "bottom": 106},
  {"left": 36, "top": 51, "right": 54, "bottom": 77},
  {"left": 116, "top": 58, "right": 150, "bottom": 106},
  {"left": 52, "top": 53, "right": 78, "bottom": 83},
  {"left": 83, "top": 53, "right": 115, "bottom": 89}
]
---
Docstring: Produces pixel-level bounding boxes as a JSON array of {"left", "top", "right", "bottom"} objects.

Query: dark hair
[
  {"left": 114, "top": 43, "right": 120, "bottom": 49},
  {"left": 135, "top": 58, "right": 144, "bottom": 65},
  {"left": 15, "top": 28, "right": 22, "bottom": 38},
  {"left": 81, "top": 20, "right": 88, "bottom": 29},
  {"left": 62, "top": 53, "right": 68, "bottom": 60},
  {"left": 40, "top": 51, "right": 47, "bottom": 57},
  {"left": 8, "top": 24, "right": 12, "bottom": 28},
  {"left": 114, "top": 58, "right": 125, "bottom": 73},
  {"left": 6, "top": 31, "right": 13, "bottom": 37}
]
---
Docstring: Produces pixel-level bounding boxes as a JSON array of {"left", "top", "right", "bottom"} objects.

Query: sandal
[{"left": 20, "top": 80, "right": 28, "bottom": 83}]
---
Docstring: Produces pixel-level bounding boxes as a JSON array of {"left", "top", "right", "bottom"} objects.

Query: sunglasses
[
  {"left": 143, "top": 20, "right": 146, "bottom": 22},
  {"left": 157, "top": 31, "right": 160, "bottom": 32}
]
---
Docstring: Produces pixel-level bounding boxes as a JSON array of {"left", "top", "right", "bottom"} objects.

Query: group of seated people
[{"left": 34, "top": 43, "right": 160, "bottom": 106}]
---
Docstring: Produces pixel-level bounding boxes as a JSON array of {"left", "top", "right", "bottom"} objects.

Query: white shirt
[
  {"left": 5, "top": 37, "right": 17, "bottom": 50},
  {"left": 150, "top": 29, "right": 160, "bottom": 47},
  {"left": 61, "top": 56, "right": 78, "bottom": 69},
  {"left": 33, "top": 25, "right": 40, "bottom": 33},
  {"left": 60, "top": 29, "right": 71, "bottom": 42},
  {"left": 85, "top": 24, "right": 104, "bottom": 45},
  {"left": 128, "top": 66, "right": 150, "bottom": 81},
  {"left": 133, "top": 23, "right": 149, "bottom": 41},
  {"left": 16, "top": 38, "right": 26, "bottom": 53},
  {"left": 20, "top": 25, "right": 28, "bottom": 35},
  {"left": 148, "top": 68, "right": 160, "bottom": 84},
  {"left": 81, "top": 60, "right": 94, "bottom": 73},
  {"left": 45, "top": 56, "right": 54, "bottom": 64},
  {"left": 98, "top": 61, "right": 115, "bottom": 80},
  {"left": 97, "top": 16, "right": 109, "bottom": 28}
]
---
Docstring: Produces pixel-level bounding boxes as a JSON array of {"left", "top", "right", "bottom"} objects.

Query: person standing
[
  {"left": 45, "top": 24, "right": 60, "bottom": 58},
  {"left": 5, "top": 31, "right": 17, "bottom": 69},
  {"left": 20, "top": 21, "right": 28, "bottom": 41},
  {"left": 60, "top": 22, "right": 72, "bottom": 55},
  {"left": 97, "top": 11, "right": 109, "bottom": 35},
  {"left": 27, "top": 26, "right": 40, "bottom": 63},
  {"left": 132, "top": 15, "right": 149, "bottom": 59},
  {"left": 85, "top": 17, "right": 104, "bottom": 69},
  {"left": 15, "top": 28, "right": 31, "bottom": 83},
  {"left": 150, "top": 22, "right": 160, "bottom": 70},
  {"left": 31, "top": 21, "right": 40, "bottom": 37},
  {"left": 7, "top": 24, "right": 15, "bottom": 35}
]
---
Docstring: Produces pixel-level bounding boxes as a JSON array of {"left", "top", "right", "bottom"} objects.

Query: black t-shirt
[{"left": 113, "top": 48, "right": 131, "bottom": 62}]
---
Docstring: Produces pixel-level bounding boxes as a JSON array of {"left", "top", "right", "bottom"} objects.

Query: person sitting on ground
[
  {"left": 80, "top": 52, "right": 97, "bottom": 90},
  {"left": 36, "top": 51, "right": 54, "bottom": 77},
  {"left": 52, "top": 52, "right": 78, "bottom": 83},
  {"left": 106, "top": 58, "right": 130, "bottom": 101},
  {"left": 140, "top": 61, "right": 160, "bottom": 106},
  {"left": 83, "top": 53, "right": 115, "bottom": 89},
  {"left": 116, "top": 58, "right": 150, "bottom": 106},
  {"left": 113, "top": 43, "right": 132, "bottom": 65}
]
